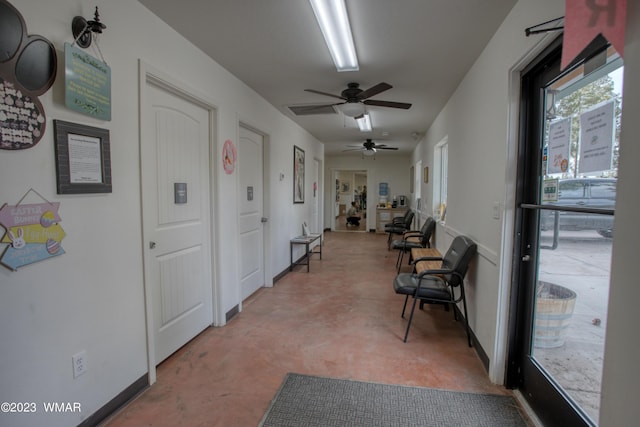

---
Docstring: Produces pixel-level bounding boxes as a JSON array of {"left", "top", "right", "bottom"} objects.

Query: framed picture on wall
[
  {"left": 53, "top": 120, "right": 112, "bottom": 194},
  {"left": 293, "top": 145, "right": 305, "bottom": 203}
]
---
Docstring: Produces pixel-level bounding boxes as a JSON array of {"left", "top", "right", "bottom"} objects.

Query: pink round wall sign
[{"left": 222, "top": 139, "right": 237, "bottom": 174}]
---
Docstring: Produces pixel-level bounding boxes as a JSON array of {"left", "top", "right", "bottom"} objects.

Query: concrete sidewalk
[{"left": 536, "top": 229, "right": 611, "bottom": 422}]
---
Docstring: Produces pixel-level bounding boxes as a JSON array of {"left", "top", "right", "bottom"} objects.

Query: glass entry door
[{"left": 509, "top": 37, "right": 622, "bottom": 426}]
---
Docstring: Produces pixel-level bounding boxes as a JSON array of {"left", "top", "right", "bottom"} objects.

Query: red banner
[{"left": 562, "top": 0, "right": 627, "bottom": 69}]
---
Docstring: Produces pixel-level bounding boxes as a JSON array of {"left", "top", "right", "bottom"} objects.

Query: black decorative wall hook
[{"left": 71, "top": 6, "right": 107, "bottom": 48}]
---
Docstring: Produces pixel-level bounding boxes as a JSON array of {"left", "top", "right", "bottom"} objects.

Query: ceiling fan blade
[
  {"left": 304, "top": 89, "right": 346, "bottom": 100},
  {"left": 363, "top": 99, "right": 412, "bottom": 109},
  {"left": 357, "top": 82, "right": 392, "bottom": 100},
  {"left": 375, "top": 146, "right": 399, "bottom": 150},
  {"left": 342, "top": 148, "right": 364, "bottom": 152},
  {"left": 293, "top": 104, "right": 336, "bottom": 113}
]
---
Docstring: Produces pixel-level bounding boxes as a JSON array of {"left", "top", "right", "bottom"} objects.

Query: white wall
[
  {"left": 325, "top": 155, "right": 410, "bottom": 231},
  {"left": 0, "top": 1, "right": 322, "bottom": 426}
]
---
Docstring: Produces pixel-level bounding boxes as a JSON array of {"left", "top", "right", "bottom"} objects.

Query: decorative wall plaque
[
  {"left": 222, "top": 139, "right": 236, "bottom": 174},
  {"left": 0, "top": 189, "right": 66, "bottom": 271},
  {"left": 64, "top": 42, "right": 111, "bottom": 121},
  {"left": 0, "top": 0, "right": 57, "bottom": 150}
]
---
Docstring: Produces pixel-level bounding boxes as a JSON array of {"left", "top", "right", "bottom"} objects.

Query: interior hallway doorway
[{"left": 332, "top": 169, "right": 367, "bottom": 232}]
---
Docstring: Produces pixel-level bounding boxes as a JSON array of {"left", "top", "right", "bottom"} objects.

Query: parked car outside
[{"left": 540, "top": 178, "right": 616, "bottom": 238}]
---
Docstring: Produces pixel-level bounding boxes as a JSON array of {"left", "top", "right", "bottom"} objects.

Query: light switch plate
[{"left": 492, "top": 202, "right": 501, "bottom": 220}]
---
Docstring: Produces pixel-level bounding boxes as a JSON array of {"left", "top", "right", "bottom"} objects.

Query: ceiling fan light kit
[
  {"left": 304, "top": 82, "right": 412, "bottom": 125},
  {"left": 340, "top": 102, "right": 365, "bottom": 117},
  {"left": 309, "top": 0, "right": 359, "bottom": 72}
]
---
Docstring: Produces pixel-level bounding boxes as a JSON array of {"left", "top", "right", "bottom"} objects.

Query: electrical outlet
[{"left": 72, "top": 351, "right": 87, "bottom": 378}]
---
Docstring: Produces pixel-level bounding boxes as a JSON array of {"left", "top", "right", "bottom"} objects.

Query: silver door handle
[
  {"left": 149, "top": 241, "right": 156, "bottom": 249},
  {"left": 522, "top": 255, "right": 531, "bottom": 262}
]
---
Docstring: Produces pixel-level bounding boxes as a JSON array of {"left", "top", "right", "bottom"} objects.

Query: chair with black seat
[
  {"left": 384, "top": 209, "right": 411, "bottom": 230},
  {"left": 385, "top": 210, "right": 415, "bottom": 249},
  {"left": 390, "top": 217, "right": 436, "bottom": 272},
  {"left": 393, "top": 235, "right": 477, "bottom": 345}
]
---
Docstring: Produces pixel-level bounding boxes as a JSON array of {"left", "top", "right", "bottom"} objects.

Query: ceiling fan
[
  {"left": 343, "top": 139, "right": 398, "bottom": 155},
  {"left": 304, "top": 82, "right": 411, "bottom": 117}
]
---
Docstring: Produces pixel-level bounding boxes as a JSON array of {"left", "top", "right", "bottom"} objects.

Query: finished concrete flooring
[{"left": 104, "top": 231, "right": 520, "bottom": 427}]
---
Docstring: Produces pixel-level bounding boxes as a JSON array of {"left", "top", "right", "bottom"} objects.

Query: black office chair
[
  {"left": 385, "top": 210, "right": 414, "bottom": 249},
  {"left": 393, "top": 235, "right": 477, "bottom": 345},
  {"left": 384, "top": 209, "right": 411, "bottom": 230},
  {"left": 390, "top": 217, "right": 436, "bottom": 272}
]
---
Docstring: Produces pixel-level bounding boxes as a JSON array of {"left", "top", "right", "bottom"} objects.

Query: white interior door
[
  {"left": 141, "top": 80, "right": 213, "bottom": 364},
  {"left": 238, "top": 126, "right": 264, "bottom": 300}
]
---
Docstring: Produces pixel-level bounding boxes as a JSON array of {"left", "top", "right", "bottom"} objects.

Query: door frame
[
  {"left": 312, "top": 158, "right": 323, "bottom": 234},
  {"left": 505, "top": 35, "right": 613, "bottom": 426},
  {"left": 490, "top": 31, "right": 563, "bottom": 386},
  {"left": 330, "top": 168, "right": 369, "bottom": 231},
  {"left": 139, "top": 60, "right": 220, "bottom": 384}
]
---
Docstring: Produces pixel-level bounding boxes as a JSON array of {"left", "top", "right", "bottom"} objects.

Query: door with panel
[
  {"left": 141, "top": 80, "right": 213, "bottom": 364},
  {"left": 238, "top": 126, "right": 264, "bottom": 300}
]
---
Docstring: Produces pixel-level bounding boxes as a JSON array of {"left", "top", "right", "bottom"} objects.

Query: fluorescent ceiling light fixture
[
  {"left": 356, "top": 113, "right": 372, "bottom": 132},
  {"left": 309, "top": 0, "right": 359, "bottom": 72}
]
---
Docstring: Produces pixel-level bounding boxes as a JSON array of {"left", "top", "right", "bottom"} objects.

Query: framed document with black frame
[
  {"left": 293, "top": 145, "right": 305, "bottom": 203},
  {"left": 54, "top": 120, "right": 112, "bottom": 194}
]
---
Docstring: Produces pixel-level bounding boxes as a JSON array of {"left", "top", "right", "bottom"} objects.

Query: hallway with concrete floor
[{"left": 104, "top": 231, "right": 520, "bottom": 426}]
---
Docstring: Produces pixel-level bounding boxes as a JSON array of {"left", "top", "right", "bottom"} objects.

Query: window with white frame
[
  {"left": 414, "top": 160, "right": 422, "bottom": 201},
  {"left": 433, "top": 137, "right": 448, "bottom": 221}
]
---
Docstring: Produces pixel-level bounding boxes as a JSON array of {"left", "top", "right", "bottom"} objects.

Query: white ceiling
[{"left": 138, "top": 0, "right": 517, "bottom": 155}]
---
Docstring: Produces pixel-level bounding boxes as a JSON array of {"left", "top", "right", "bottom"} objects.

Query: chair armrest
[
  {"left": 415, "top": 271, "right": 466, "bottom": 303},
  {"left": 411, "top": 256, "right": 442, "bottom": 264},
  {"left": 402, "top": 231, "right": 422, "bottom": 240},
  {"left": 417, "top": 267, "right": 453, "bottom": 278},
  {"left": 402, "top": 229, "right": 421, "bottom": 235}
]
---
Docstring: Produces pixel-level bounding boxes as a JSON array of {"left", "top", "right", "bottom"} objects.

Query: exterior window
[
  {"left": 433, "top": 137, "right": 448, "bottom": 221},
  {"left": 414, "top": 160, "right": 422, "bottom": 200}
]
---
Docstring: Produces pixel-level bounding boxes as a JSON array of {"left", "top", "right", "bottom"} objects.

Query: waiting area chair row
[{"left": 384, "top": 214, "right": 477, "bottom": 346}]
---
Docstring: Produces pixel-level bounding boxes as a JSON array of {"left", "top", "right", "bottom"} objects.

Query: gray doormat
[{"left": 259, "top": 373, "right": 528, "bottom": 427}]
